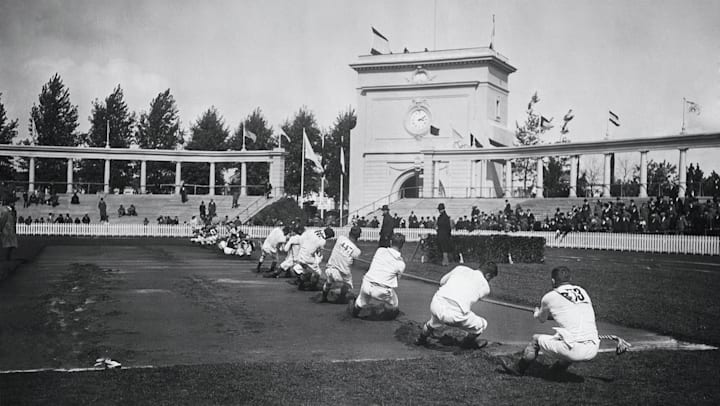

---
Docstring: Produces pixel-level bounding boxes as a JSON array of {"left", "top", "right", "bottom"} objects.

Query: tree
[
  {"left": 30, "top": 73, "right": 80, "bottom": 185},
  {"left": 323, "top": 108, "right": 355, "bottom": 203},
  {"left": 226, "top": 108, "right": 274, "bottom": 195},
  {"left": 513, "top": 92, "right": 553, "bottom": 195},
  {"left": 581, "top": 157, "right": 602, "bottom": 197},
  {"left": 280, "top": 107, "right": 322, "bottom": 197},
  {"left": 136, "top": 89, "right": 183, "bottom": 192},
  {"left": 543, "top": 157, "right": 568, "bottom": 197},
  {"left": 184, "top": 107, "right": 228, "bottom": 192},
  {"left": 640, "top": 159, "right": 677, "bottom": 198},
  {"left": 78, "top": 85, "right": 137, "bottom": 191},
  {"left": 0, "top": 92, "right": 19, "bottom": 180},
  {"left": 686, "top": 163, "right": 704, "bottom": 197},
  {"left": 702, "top": 170, "right": 720, "bottom": 197}
]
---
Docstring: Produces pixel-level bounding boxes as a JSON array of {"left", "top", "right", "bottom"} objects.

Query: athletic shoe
[
  {"left": 414, "top": 334, "right": 429, "bottom": 346},
  {"left": 499, "top": 357, "right": 524, "bottom": 376}
]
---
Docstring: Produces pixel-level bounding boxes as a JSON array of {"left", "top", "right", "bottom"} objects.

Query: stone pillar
[
  {"left": 478, "top": 160, "right": 486, "bottom": 198},
  {"left": 269, "top": 148, "right": 286, "bottom": 196},
  {"left": 140, "top": 160, "right": 147, "bottom": 194},
  {"left": 104, "top": 159, "right": 110, "bottom": 194},
  {"left": 569, "top": 155, "right": 578, "bottom": 198},
  {"left": 678, "top": 148, "right": 688, "bottom": 197},
  {"left": 603, "top": 153, "right": 612, "bottom": 197},
  {"left": 504, "top": 160, "right": 512, "bottom": 198},
  {"left": 66, "top": 158, "right": 74, "bottom": 193},
  {"left": 240, "top": 162, "right": 247, "bottom": 196},
  {"left": 423, "top": 157, "right": 434, "bottom": 198},
  {"left": 175, "top": 162, "right": 182, "bottom": 194},
  {"left": 208, "top": 162, "right": 216, "bottom": 196},
  {"left": 535, "top": 158, "right": 544, "bottom": 199},
  {"left": 639, "top": 151, "right": 648, "bottom": 198},
  {"left": 28, "top": 157, "right": 35, "bottom": 193}
]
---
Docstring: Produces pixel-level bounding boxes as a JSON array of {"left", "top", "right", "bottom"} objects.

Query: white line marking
[{"left": 0, "top": 365, "right": 156, "bottom": 375}]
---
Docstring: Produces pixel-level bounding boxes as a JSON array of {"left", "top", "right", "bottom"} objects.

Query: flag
[
  {"left": 470, "top": 133, "right": 483, "bottom": 148},
  {"left": 527, "top": 91, "right": 540, "bottom": 110},
  {"left": 489, "top": 14, "right": 495, "bottom": 50},
  {"left": 340, "top": 145, "right": 346, "bottom": 175},
  {"left": 430, "top": 125, "right": 440, "bottom": 136},
  {"left": 438, "top": 180, "right": 446, "bottom": 197},
  {"left": 561, "top": 109, "right": 574, "bottom": 134},
  {"left": 609, "top": 110, "right": 620, "bottom": 127},
  {"left": 30, "top": 118, "right": 39, "bottom": 140},
  {"left": 244, "top": 126, "right": 257, "bottom": 142},
  {"left": 686, "top": 100, "right": 701, "bottom": 115},
  {"left": 106, "top": 120, "right": 110, "bottom": 147},
  {"left": 303, "top": 129, "right": 323, "bottom": 173},
  {"left": 280, "top": 129, "right": 291, "bottom": 143},
  {"left": 370, "top": 27, "right": 390, "bottom": 55},
  {"left": 540, "top": 116, "right": 553, "bottom": 130}
]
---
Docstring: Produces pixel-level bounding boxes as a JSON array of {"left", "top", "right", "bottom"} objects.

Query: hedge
[
  {"left": 250, "top": 197, "right": 307, "bottom": 226},
  {"left": 424, "top": 234, "right": 545, "bottom": 264}
]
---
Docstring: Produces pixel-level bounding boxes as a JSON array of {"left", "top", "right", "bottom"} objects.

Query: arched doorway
[{"left": 393, "top": 169, "right": 423, "bottom": 199}]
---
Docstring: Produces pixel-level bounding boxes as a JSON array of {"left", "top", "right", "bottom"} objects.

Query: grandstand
[
  {"left": 14, "top": 194, "right": 274, "bottom": 224},
  {"left": 364, "top": 197, "right": 655, "bottom": 221}
]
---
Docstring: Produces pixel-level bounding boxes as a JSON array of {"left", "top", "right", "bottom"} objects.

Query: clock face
[{"left": 406, "top": 108, "right": 430, "bottom": 136}]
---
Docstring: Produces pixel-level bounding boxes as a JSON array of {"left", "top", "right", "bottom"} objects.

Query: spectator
[
  {"left": 127, "top": 204, "right": 137, "bottom": 216},
  {"left": 199, "top": 201, "right": 206, "bottom": 218},
  {"left": 118, "top": 205, "right": 126, "bottom": 217},
  {"left": 436, "top": 203, "right": 453, "bottom": 266},
  {"left": 74, "top": 217, "right": 81, "bottom": 224},
  {"left": 143, "top": 217, "right": 149, "bottom": 226},
  {"left": 71, "top": 192, "right": 80, "bottom": 204},
  {"left": 180, "top": 185, "right": 188, "bottom": 203},
  {"left": 98, "top": 198, "right": 108, "bottom": 222},
  {"left": 208, "top": 199, "right": 217, "bottom": 219},
  {"left": 82, "top": 214, "right": 91, "bottom": 224}
]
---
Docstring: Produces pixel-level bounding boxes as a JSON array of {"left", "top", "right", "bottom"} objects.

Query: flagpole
[
  {"left": 320, "top": 134, "right": 325, "bottom": 221},
  {"left": 340, "top": 172, "right": 344, "bottom": 227},
  {"left": 242, "top": 124, "right": 246, "bottom": 151},
  {"left": 681, "top": 97, "right": 686, "bottom": 134},
  {"left": 300, "top": 129, "right": 305, "bottom": 207}
]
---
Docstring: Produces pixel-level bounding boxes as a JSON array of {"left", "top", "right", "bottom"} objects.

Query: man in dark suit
[
  {"left": 436, "top": 203, "right": 452, "bottom": 266},
  {"left": 379, "top": 204, "right": 394, "bottom": 247}
]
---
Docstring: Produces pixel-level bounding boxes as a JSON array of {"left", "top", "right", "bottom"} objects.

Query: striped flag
[
  {"left": 609, "top": 110, "right": 620, "bottom": 127},
  {"left": 540, "top": 116, "right": 553, "bottom": 130},
  {"left": 561, "top": 109, "right": 574, "bottom": 134},
  {"left": 430, "top": 125, "right": 440, "bottom": 136},
  {"left": 370, "top": 27, "right": 391, "bottom": 55},
  {"left": 244, "top": 126, "right": 257, "bottom": 142}
]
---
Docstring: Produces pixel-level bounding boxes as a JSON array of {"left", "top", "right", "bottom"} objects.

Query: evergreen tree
[
  {"left": 639, "top": 159, "right": 678, "bottom": 197},
  {"left": 226, "top": 108, "right": 274, "bottom": 195},
  {"left": 79, "top": 85, "right": 137, "bottom": 192},
  {"left": 513, "top": 92, "right": 553, "bottom": 196},
  {"left": 136, "top": 89, "right": 183, "bottom": 192},
  {"left": 30, "top": 73, "right": 80, "bottom": 185},
  {"left": 280, "top": 107, "right": 322, "bottom": 197},
  {"left": 184, "top": 107, "right": 228, "bottom": 192},
  {"left": 0, "top": 92, "right": 19, "bottom": 180}
]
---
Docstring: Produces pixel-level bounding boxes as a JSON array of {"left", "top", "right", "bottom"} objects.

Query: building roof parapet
[
  {"left": 350, "top": 47, "right": 516, "bottom": 74},
  {"left": 0, "top": 145, "right": 286, "bottom": 163}
]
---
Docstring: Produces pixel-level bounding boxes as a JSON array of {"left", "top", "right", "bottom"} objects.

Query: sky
[{"left": 1, "top": 0, "right": 719, "bottom": 176}]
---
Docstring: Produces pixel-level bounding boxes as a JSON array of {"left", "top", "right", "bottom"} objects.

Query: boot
[
  {"left": 268, "top": 261, "right": 277, "bottom": 274},
  {"left": 500, "top": 357, "right": 530, "bottom": 376},
  {"left": 256, "top": 262, "right": 263, "bottom": 273}
]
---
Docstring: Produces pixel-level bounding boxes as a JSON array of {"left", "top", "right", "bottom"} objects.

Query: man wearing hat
[
  {"left": 436, "top": 203, "right": 452, "bottom": 266},
  {"left": 378, "top": 204, "right": 394, "bottom": 247}
]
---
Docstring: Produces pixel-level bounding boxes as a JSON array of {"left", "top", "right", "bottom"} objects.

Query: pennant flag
[
  {"left": 106, "top": 120, "right": 110, "bottom": 147},
  {"left": 303, "top": 129, "right": 323, "bottom": 173},
  {"left": 370, "top": 27, "right": 391, "bottom": 55},
  {"left": 280, "top": 128, "right": 291, "bottom": 143},
  {"left": 540, "top": 116, "right": 553, "bottom": 130},
  {"left": 561, "top": 109, "right": 574, "bottom": 134},
  {"left": 340, "top": 145, "right": 346, "bottom": 175},
  {"left": 686, "top": 100, "right": 701, "bottom": 115},
  {"left": 30, "top": 118, "right": 39, "bottom": 140},
  {"left": 438, "top": 180, "right": 446, "bottom": 197},
  {"left": 489, "top": 14, "right": 496, "bottom": 50},
  {"left": 470, "top": 133, "right": 483, "bottom": 148},
  {"left": 430, "top": 125, "right": 440, "bottom": 136},
  {"left": 244, "top": 126, "right": 257, "bottom": 142},
  {"left": 609, "top": 110, "right": 620, "bottom": 127}
]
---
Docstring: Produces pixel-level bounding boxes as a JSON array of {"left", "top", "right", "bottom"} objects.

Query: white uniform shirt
[
  {"left": 363, "top": 247, "right": 405, "bottom": 288},
  {"left": 435, "top": 266, "right": 490, "bottom": 313},
  {"left": 297, "top": 229, "right": 327, "bottom": 264},
  {"left": 327, "top": 236, "right": 361, "bottom": 276},
  {"left": 284, "top": 234, "right": 301, "bottom": 258},
  {"left": 536, "top": 284, "right": 598, "bottom": 343},
  {"left": 262, "top": 227, "right": 287, "bottom": 252}
]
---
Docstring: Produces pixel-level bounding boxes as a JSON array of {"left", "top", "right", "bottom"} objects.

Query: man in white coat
[
  {"left": 415, "top": 262, "right": 498, "bottom": 348},
  {"left": 294, "top": 227, "right": 335, "bottom": 290},
  {"left": 256, "top": 226, "right": 291, "bottom": 273},
  {"left": 321, "top": 226, "right": 362, "bottom": 303},
  {"left": 352, "top": 233, "right": 406, "bottom": 317}
]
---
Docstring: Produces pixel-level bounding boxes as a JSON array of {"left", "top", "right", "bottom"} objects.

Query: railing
[
  {"left": 16, "top": 223, "right": 720, "bottom": 255},
  {"left": 234, "top": 196, "right": 274, "bottom": 224}
]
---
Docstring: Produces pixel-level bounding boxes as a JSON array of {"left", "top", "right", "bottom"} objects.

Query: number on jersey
[{"left": 558, "top": 287, "right": 587, "bottom": 304}]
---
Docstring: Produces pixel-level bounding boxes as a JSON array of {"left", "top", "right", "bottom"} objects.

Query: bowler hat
[
  {"left": 437, "top": 203, "right": 445, "bottom": 210},
  {"left": 381, "top": 204, "right": 389, "bottom": 211}
]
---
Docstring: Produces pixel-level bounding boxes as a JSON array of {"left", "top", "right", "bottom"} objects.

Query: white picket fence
[{"left": 16, "top": 223, "right": 720, "bottom": 255}]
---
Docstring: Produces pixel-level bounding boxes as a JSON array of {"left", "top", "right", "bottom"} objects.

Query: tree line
[{"left": 0, "top": 73, "right": 354, "bottom": 203}]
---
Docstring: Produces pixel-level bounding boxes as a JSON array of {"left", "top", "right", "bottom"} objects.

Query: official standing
[
  {"left": 379, "top": 204, "right": 394, "bottom": 247},
  {"left": 436, "top": 203, "right": 452, "bottom": 266}
]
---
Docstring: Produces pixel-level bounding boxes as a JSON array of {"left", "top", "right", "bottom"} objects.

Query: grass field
[{"left": 0, "top": 237, "right": 718, "bottom": 405}]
